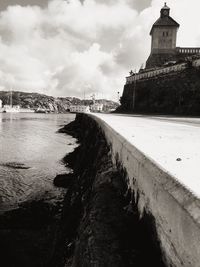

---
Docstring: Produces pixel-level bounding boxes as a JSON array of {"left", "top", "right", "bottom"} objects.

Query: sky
[{"left": 0, "top": 0, "right": 199, "bottom": 100}]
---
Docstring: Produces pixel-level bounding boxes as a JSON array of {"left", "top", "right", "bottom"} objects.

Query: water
[{"left": 0, "top": 113, "right": 76, "bottom": 211}]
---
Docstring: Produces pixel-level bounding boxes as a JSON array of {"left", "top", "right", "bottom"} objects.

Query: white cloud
[{"left": 0, "top": 0, "right": 199, "bottom": 100}]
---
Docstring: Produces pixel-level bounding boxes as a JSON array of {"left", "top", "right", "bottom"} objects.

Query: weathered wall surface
[
  {"left": 120, "top": 66, "right": 200, "bottom": 114},
  {"left": 52, "top": 115, "right": 167, "bottom": 267},
  {"left": 91, "top": 114, "right": 200, "bottom": 267},
  {"left": 151, "top": 27, "right": 177, "bottom": 51}
]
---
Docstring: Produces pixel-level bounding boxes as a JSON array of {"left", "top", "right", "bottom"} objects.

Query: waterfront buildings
[
  {"left": 69, "top": 105, "right": 90, "bottom": 113},
  {"left": 90, "top": 103, "right": 104, "bottom": 113},
  {"left": 0, "top": 98, "right": 35, "bottom": 113},
  {"left": 3, "top": 104, "right": 20, "bottom": 113},
  {"left": 69, "top": 103, "right": 104, "bottom": 113}
]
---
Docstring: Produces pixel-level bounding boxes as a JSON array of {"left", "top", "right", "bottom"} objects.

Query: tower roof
[
  {"left": 150, "top": 4, "right": 179, "bottom": 35},
  {"left": 162, "top": 2, "right": 170, "bottom": 10}
]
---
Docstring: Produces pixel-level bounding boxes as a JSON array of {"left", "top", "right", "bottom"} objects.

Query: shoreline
[
  {"left": 0, "top": 116, "right": 76, "bottom": 267},
  {"left": 0, "top": 113, "right": 169, "bottom": 266},
  {"left": 49, "top": 114, "right": 167, "bottom": 267}
]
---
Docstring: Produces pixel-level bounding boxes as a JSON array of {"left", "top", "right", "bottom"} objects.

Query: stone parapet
[{"left": 177, "top": 47, "right": 200, "bottom": 54}]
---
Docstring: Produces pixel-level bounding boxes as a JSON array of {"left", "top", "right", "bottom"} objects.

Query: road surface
[{"left": 92, "top": 113, "right": 200, "bottom": 198}]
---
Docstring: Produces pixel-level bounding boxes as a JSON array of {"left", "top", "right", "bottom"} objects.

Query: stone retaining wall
[{"left": 121, "top": 66, "right": 200, "bottom": 114}]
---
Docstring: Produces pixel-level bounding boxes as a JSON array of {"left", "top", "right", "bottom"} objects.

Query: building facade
[
  {"left": 90, "top": 103, "right": 104, "bottom": 113},
  {"left": 146, "top": 3, "right": 200, "bottom": 68},
  {"left": 69, "top": 105, "right": 90, "bottom": 113},
  {"left": 120, "top": 3, "right": 200, "bottom": 115}
]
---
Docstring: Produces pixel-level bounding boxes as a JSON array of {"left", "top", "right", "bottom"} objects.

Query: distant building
[
  {"left": 90, "top": 103, "right": 103, "bottom": 113},
  {"left": 69, "top": 105, "right": 90, "bottom": 113},
  {"left": 3, "top": 105, "right": 20, "bottom": 113},
  {"left": 146, "top": 3, "right": 200, "bottom": 68}
]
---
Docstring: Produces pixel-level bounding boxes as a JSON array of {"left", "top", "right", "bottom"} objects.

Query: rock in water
[{"left": 53, "top": 173, "right": 74, "bottom": 188}]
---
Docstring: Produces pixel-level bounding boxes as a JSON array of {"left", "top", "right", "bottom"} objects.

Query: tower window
[{"left": 163, "top": 31, "right": 169, "bottom": 37}]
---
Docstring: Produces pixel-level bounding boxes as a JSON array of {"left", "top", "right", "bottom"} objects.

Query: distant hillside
[{"left": 0, "top": 91, "right": 119, "bottom": 113}]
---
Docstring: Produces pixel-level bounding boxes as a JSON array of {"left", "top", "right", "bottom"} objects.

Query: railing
[
  {"left": 126, "top": 52, "right": 200, "bottom": 84},
  {"left": 176, "top": 47, "right": 200, "bottom": 54},
  {"left": 126, "top": 63, "right": 186, "bottom": 84}
]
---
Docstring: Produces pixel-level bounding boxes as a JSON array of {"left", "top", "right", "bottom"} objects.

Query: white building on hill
[
  {"left": 90, "top": 103, "right": 104, "bottom": 113},
  {"left": 70, "top": 105, "right": 90, "bottom": 113}
]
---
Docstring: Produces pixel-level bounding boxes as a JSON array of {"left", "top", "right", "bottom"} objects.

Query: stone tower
[{"left": 146, "top": 3, "right": 180, "bottom": 68}]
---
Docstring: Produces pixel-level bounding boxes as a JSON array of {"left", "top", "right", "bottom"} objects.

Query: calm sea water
[{"left": 0, "top": 113, "right": 76, "bottom": 212}]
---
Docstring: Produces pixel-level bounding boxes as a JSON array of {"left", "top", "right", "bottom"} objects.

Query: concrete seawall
[{"left": 90, "top": 114, "right": 200, "bottom": 267}]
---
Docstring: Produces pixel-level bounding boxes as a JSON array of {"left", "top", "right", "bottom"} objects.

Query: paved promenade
[{"left": 93, "top": 113, "right": 200, "bottom": 198}]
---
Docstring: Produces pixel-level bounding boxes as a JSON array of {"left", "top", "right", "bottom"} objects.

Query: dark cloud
[
  {"left": 81, "top": 0, "right": 152, "bottom": 12},
  {"left": 0, "top": 0, "right": 48, "bottom": 11},
  {"left": 132, "top": 0, "right": 152, "bottom": 12}
]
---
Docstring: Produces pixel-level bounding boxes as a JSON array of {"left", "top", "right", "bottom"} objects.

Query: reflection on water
[{"left": 0, "top": 113, "right": 76, "bottom": 211}]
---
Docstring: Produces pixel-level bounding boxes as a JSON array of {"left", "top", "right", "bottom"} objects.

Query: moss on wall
[{"left": 120, "top": 66, "right": 200, "bottom": 115}]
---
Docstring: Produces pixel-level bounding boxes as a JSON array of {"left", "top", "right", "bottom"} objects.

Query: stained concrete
[{"left": 90, "top": 113, "right": 200, "bottom": 267}]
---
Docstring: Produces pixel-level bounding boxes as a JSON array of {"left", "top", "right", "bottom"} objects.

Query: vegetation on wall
[{"left": 119, "top": 66, "right": 200, "bottom": 115}]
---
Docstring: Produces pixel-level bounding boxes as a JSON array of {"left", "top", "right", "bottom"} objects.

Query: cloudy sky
[{"left": 0, "top": 0, "right": 199, "bottom": 100}]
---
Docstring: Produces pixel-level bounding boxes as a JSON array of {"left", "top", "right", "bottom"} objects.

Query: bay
[{"left": 0, "top": 112, "right": 76, "bottom": 211}]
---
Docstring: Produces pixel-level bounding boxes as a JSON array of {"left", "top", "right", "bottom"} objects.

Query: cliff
[
  {"left": 0, "top": 91, "right": 118, "bottom": 113},
  {"left": 119, "top": 64, "right": 200, "bottom": 115},
  {"left": 50, "top": 114, "right": 166, "bottom": 267}
]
